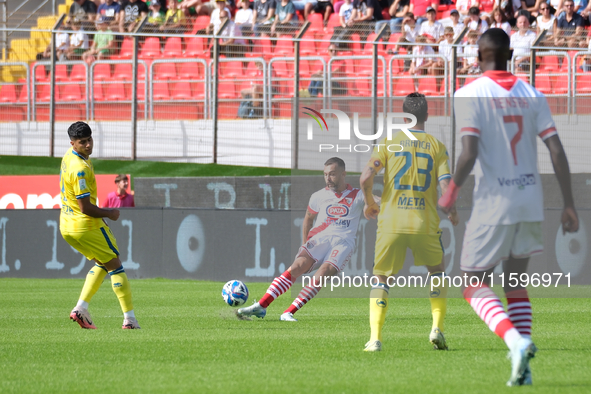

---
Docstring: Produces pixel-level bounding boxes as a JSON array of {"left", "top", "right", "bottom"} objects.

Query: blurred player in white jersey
[
  {"left": 238, "top": 157, "right": 377, "bottom": 322},
  {"left": 439, "top": 28, "right": 579, "bottom": 386}
]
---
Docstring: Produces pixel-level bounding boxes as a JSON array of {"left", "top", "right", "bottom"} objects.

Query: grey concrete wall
[{"left": 0, "top": 208, "right": 588, "bottom": 286}]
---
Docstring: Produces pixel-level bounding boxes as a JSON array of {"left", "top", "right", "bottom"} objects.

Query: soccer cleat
[
  {"left": 507, "top": 338, "right": 537, "bottom": 386},
  {"left": 122, "top": 317, "right": 141, "bottom": 329},
  {"left": 363, "top": 340, "right": 382, "bottom": 352},
  {"left": 280, "top": 312, "right": 297, "bottom": 322},
  {"left": 236, "top": 301, "right": 267, "bottom": 319},
  {"left": 429, "top": 327, "right": 448, "bottom": 350},
  {"left": 522, "top": 365, "right": 532, "bottom": 385},
  {"left": 70, "top": 307, "right": 97, "bottom": 329}
]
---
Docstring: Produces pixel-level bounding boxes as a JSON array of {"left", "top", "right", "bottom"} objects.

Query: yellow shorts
[
  {"left": 373, "top": 231, "right": 444, "bottom": 276},
  {"left": 61, "top": 226, "right": 120, "bottom": 265}
]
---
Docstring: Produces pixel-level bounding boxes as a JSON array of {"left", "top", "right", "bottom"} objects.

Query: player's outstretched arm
[
  {"left": 77, "top": 197, "right": 120, "bottom": 221},
  {"left": 302, "top": 209, "right": 317, "bottom": 243},
  {"left": 438, "top": 135, "right": 478, "bottom": 213},
  {"left": 360, "top": 164, "right": 380, "bottom": 220},
  {"left": 544, "top": 135, "right": 579, "bottom": 234}
]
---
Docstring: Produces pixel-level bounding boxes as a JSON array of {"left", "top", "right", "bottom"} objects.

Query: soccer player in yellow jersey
[
  {"left": 360, "top": 93, "right": 458, "bottom": 351},
  {"left": 60, "top": 121, "right": 140, "bottom": 329}
]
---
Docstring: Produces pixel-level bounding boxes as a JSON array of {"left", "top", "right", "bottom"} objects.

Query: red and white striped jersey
[
  {"left": 454, "top": 70, "right": 557, "bottom": 225},
  {"left": 306, "top": 184, "right": 365, "bottom": 241}
]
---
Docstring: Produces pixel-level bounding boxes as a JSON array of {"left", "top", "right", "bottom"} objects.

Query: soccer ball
[{"left": 222, "top": 280, "right": 249, "bottom": 307}]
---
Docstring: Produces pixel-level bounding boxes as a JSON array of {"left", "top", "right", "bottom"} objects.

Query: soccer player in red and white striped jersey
[
  {"left": 237, "top": 157, "right": 374, "bottom": 322},
  {"left": 439, "top": 28, "right": 579, "bottom": 386}
]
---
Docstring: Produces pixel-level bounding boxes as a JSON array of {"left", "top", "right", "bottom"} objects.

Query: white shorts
[
  {"left": 298, "top": 235, "right": 355, "bottom": 273},
  {"left": 460, "top": 221, "right": 544, "bottom": 272}
]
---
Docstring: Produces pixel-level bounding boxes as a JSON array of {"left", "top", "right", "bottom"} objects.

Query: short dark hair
[
  {"left": 324, "top": 157, "right": 345, "bottom": 170},
  {"left": 403, "top": 93, "right": 428, "bottom": 124},
  {"left": 67, "top": 121, "right": 92, "bottom": 140},
  {"left": 115, "top": 174, "right": 128, "bottom": 183},
  {"left": 468, "top": 6, "right": 480, "bottom": 15}
]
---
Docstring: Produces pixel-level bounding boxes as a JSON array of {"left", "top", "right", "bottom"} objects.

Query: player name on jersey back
[{"left": 454, "top": 71, "right": 558, "bottom": 225}]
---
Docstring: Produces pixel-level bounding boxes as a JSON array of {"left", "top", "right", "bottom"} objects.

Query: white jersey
[
  {"left": 306, "top": 184, "right": 365, "bottom": 242},
  {"left": 454, "top": 70, "right": 557, "bottom": 225}
]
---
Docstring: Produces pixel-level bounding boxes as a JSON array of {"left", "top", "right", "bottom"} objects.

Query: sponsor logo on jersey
[
  {"left": 397, "top": 194, "right": 426, "bottom": 209},
  {"left": 497, "top": 174, "right": 535, "bottom": 189},
  {"left": 344, "top": 197, "right": 353, "bottom": 205},
  {"left": 326, "top": 204, "right": 349, "bottom": 218},
  {"left": 79, "top": 179, "right": 87, "bottom": 191},
  {"left": 376, "top": 299, "right": 387, "bottom": 308},
  {"left": 306, "top": 239, "right": 317, "bottom": 249}
]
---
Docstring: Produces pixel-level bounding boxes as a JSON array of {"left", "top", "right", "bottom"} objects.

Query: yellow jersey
[
  {"left": 369, "top": 130, "right": 451, "bottom": 234},
  {"left": 59, "top": 147, "right": 103, "bottom": 233}
]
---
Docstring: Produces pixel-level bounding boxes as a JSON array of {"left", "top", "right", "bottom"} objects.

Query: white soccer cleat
[
  {"left": 429, "top": 327, "right": 448, "bottom": 350},
  {"left": 122, "top": 317, "right": 141, "bottom": 329},
  {"left": 280, "top": 312, "right": 298, "bottom": 322},
  {"left": 507, "top": 338, "right": 537, "bottom": 386},
  {"left": 363, "top": 340, "right": 382, "bottom": 352},
  {"left": 237, "top": 301, "right": 267, "bottom": 319},
  {"left": 70, "top": 307, "right": 96, "bottom": 329}
]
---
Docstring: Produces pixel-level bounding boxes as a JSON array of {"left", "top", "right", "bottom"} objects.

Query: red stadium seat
[
  {"left": 105, "top": 82, "right": 128, "bottom": 101},
  {"left": 170, "top": 81, "right": 193, "bottom": 100},
  {"left": 55, "top": 64, "right": 68, "bottom": 81},
  {"left": 535, "top": 74, "right": 553, "bottom": 94},
  {"left": 70, "top": 64, "right": 87, "bottom": 81},
  {"left": 272, "top": 60, "right": 293, "bottom": 78},
  {"left": 154, "top": 62, "right": 178, "bottom": 80},
  {"left": 275, "top": 38, "right": 295, "bottom": 56},
  {"left": 153, "top": 81, "right": 171, "bottom": 100},
  {"left": 540, "top": 56, "right": 559, "bottom": 72},
  {"left": 218, "top": 79, "right": 238, "bottom": 98},
  {"left": 94, "top": 63, "right": 112, "bottom": 80},
  {"left": 112, "top": 63, "right": 132, "bottom": 80},
  {"left": 552, "top": 74, "right": 569, "bottom": 94},
  {"left": 0, "top": 84, "right": 18, "bottom": 103},
  {"left": 93, "top": 82, "right": 105, "bottom": 101},
  {"left": 34, "top": 65, "right": 48, "bottom": 82},
  {"left": 163, "top": 37, "right": 183, "bottom": 58},
  {"left": 307, "top": 13, "right": 324, "bottom": 35},
  {"left": 114, "top": 37, "right": 134, "bottom": 60},
  {"left": 221, "top": 61, "right": 244, "bottom": 78},
  {"left": 140, "top": 37, "right": 161, "bottom": 59},
  {"left": 301, "top": 35, "right": 318, "bottom": 56},
  {"left": 418, "top": 77, "right": 439, "bottom": 96},
  {"left": 190, "top": 15, "right": 211, "bottom": 35},
  {"left": 576, "top": 73, "right": 591, "bottom": 93},
  {"left": 18, "top": 83, "right": 29, "bottom": 103},
  {"left": 394, "top": 75, "right": 416, "bottom": 96},
  {"left": 185, "top": 36, "right": 207, "bottom": 57},
  {"left": 178, "top": 62, "right": 204, "bottom": 79},
  {"left": 192, "top": 81, "right": 206, "bottom": 99},
  {"left": 325, "top": 14, "right": 341, "bottom": 35}
]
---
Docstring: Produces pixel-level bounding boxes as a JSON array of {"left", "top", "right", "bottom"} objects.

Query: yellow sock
[
  {"left": 79, "top": 264, "right": 108, "bottom": 303},
  {"left": 429, "top": 272, "right": 447, "bottom": 332},
  {"left": 109, "top": 266, "right": 134, "bottom": 313},
  {"left": 369, "top": 283, "right": 389, "bottom": 342}
]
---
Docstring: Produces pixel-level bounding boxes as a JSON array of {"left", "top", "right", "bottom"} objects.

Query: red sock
[
  {"left": 506, "top": 289, "right": 532, "bottom": 338},
  {"left": 285, "top": 284, "right": 321, "bottom": 314},
  {"left": 463, "top": 284, "right": 516, "bottom": 340},
  {"left": 259, "top": 270, "right": 294, "bottom": 308}
]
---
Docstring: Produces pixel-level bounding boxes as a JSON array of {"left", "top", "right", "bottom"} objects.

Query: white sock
[
  {"left": 124, "top": 310, "right": 135, "bottom": 319},
  {"left": 504, "top": 327, "right": 523, "bottom": 350},
  {"left": 76, "top": 300, "right": 89, "bottom": 310}
]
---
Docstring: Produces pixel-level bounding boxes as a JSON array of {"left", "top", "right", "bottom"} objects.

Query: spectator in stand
[
  {"left": 579, "top": 0, "right": 591, "bottom": 21},
  {"left": 391, "top": 12, "right": 420, "bottom": 54},
  {"left": 385, "top": 0, "right": 410, "bottom": 33},
  {"left": 293, "top": 0, "right": 317, "bottom": 16},
  {"left": 419, "top": 6, "right": 444, "bottom": 42},
  {"left": 239, "top": 61, "right": 267, "bottom": 115},
  {"left": 37, "top": 22, "right": 70, "bottom": 62},
  {"left": 572, "top": 0, "right": 588, "bottom": 13},
  {"left": 308, "top": 44, "right": 347, "bottom": 96},
  {"left": 305, "top": 0, "right": 334, "bottom": 25},
  {"left": 252, "top": 0, "right": 276, "bottom": 35},
  {"left": 431, "top": 25, "right": 459, "bottom": 70},
  {"left": 66, "top": 20, "right": 90, "bottom": 60},
  {"left": 458, "top": 30, "right": 480, "bottom": 76},
  {"left": 455, "top": 0, "right": 479, "bottom": 20},
  {"left": 119, "top": 0, "right": 149, "bottom": 32},
  {"left": 449, "top": 9, "right": 465, "bottom": 38},
  {"left": 520, "top": 0, "right": 547, "bottom": 17},
  {"left": 554, "top": 0, "right": 585, "bottom": 47},
  {"left": 537, "top": 2, "right": 557, "bottom": 39},
  {"left": 97, "top": 0, "right": 121, "bottom": 31},
  {"left": 207, "top": 0, "right": 232, "bottom": 34},
  {"left": 103, "top": 175, "right": 135, "bottom": 208},
  {"left": 491, "top": 7, "right": 513, "bottom": 35},
  {"left": 466, "top": 6, "right": 489, "bottom": 33},
  {"left": 160, "top": 0, "right": 187, "bottom": 34},
  {"left": 70, "top": 0, "right": 98, "bottom": 31},
  {"left": 497, "top": 0, "right": 519, "bottom": 26},
  {"left": 409, "top": 34, "right": 434, "bottom": 75},
  {"left": 350, "top": 0, "right": 383, "bottom": 41},
  {"left": 83, "top": 18, "right": 116, "bottom": 63},
  {"left": 409, "top": 0, "right": 437, "bottom": 25},
  {"left": 330, "top": 0, "right": 353, "bottom": 46},
  {"left": 235, "top": 0, "right": 254, "bottom": 35},
  {"left": 511, "top": 14, "right": 536, "bottom": 70},
  {"left": 179, "top": 0, "right": 212, "bottom": 16},
  {"left": 145, "top": 0, "right": 167, "bottom": 31},
  {"left": 552, "top": 0, "right": 565, "bottom": 15},
  {"left": 271, "top": 0, "right": 299, "bottom": 36},
  {"left": 218, "top": 9, "right": 247, "bottom": 56}
]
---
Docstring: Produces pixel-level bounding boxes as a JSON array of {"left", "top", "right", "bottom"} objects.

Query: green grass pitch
[{"left": 0, "top": 279, "right": 589, "bottom": 393}]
